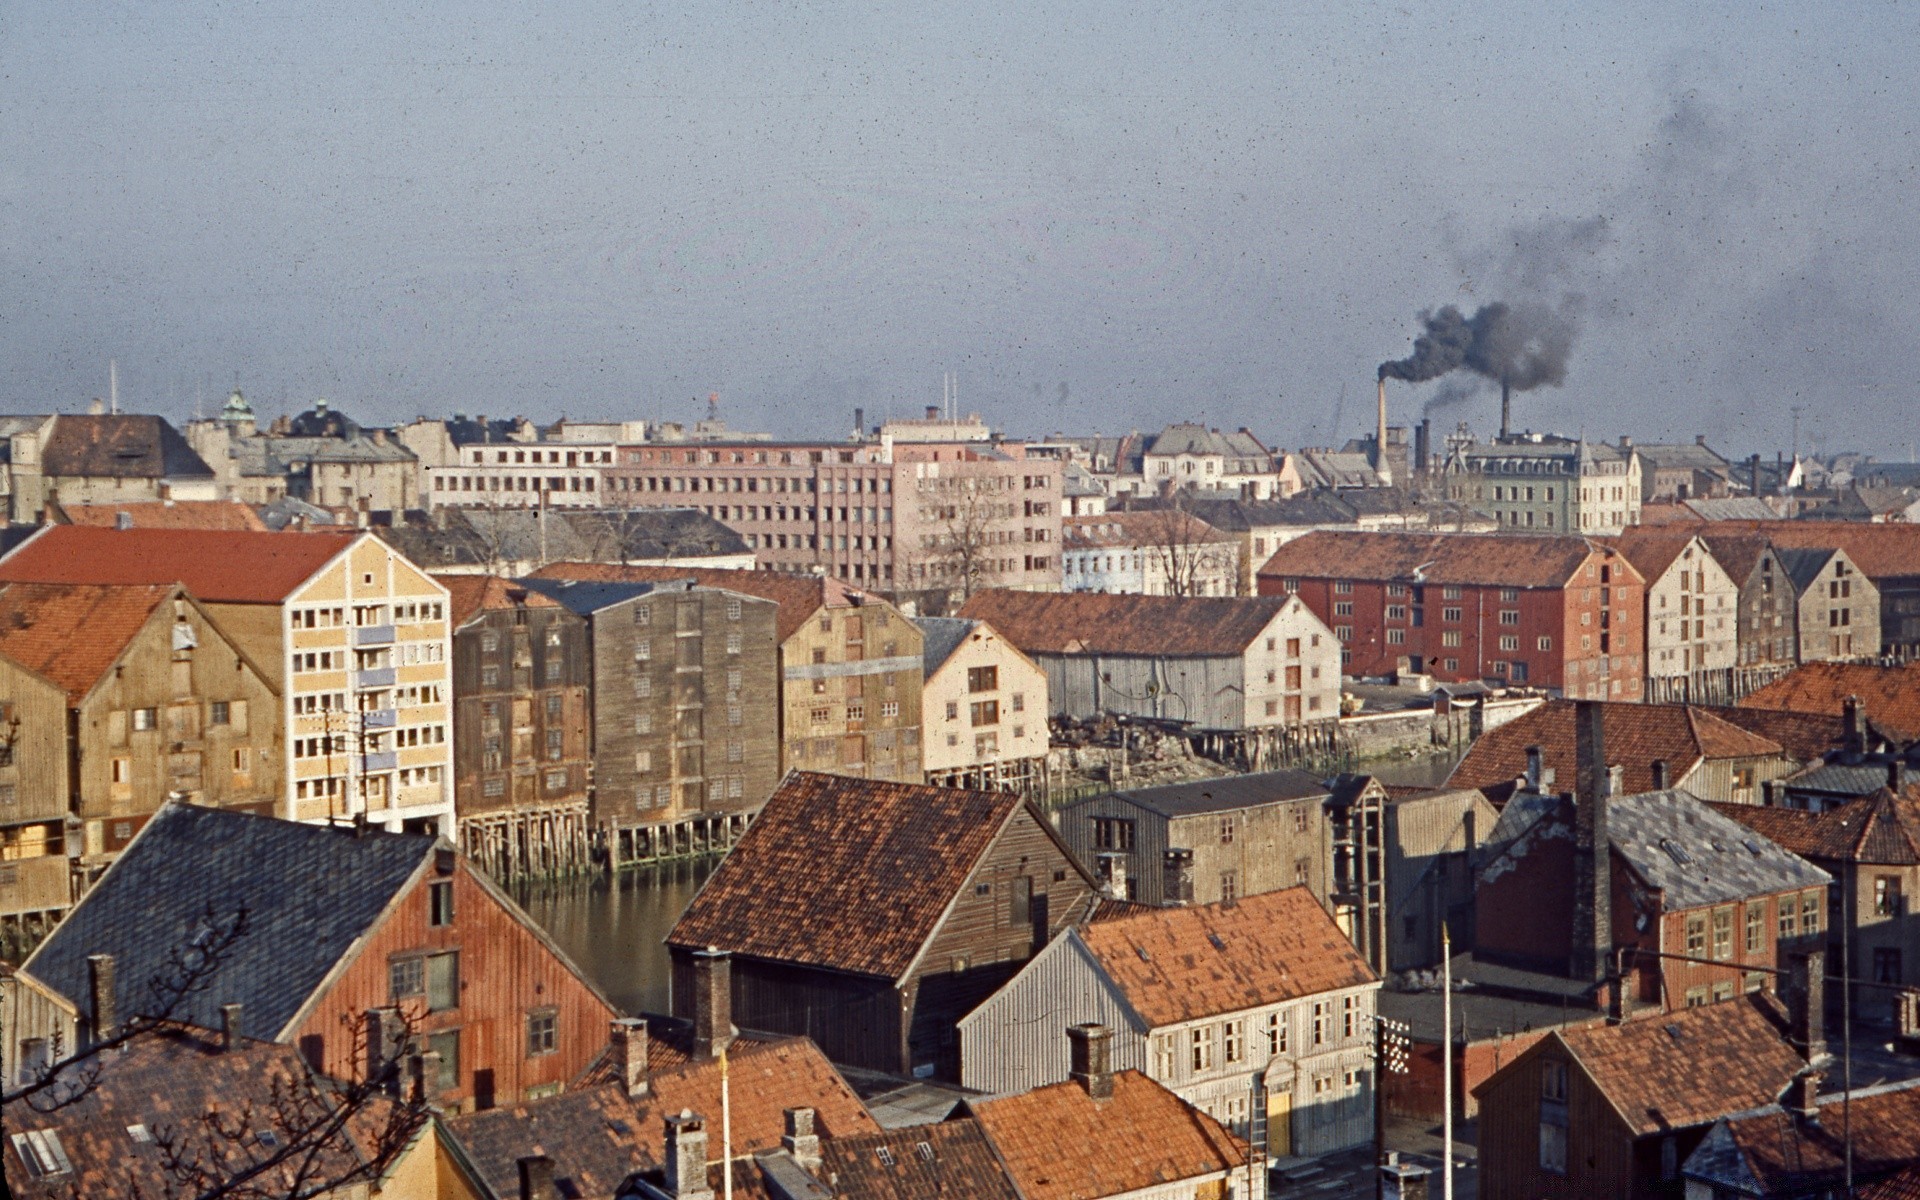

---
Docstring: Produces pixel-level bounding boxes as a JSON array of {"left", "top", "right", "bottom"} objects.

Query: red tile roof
[
  {"left": 0, "top": 582, "right": 176, "bottom": 702},
  {"left": 1711, "top": 786, "right": 1920, "bottom": 865},
  {"left": 1256, "top": 530, "right": 1635, "bottom": 589},
  {"left": 1659, "top": 519, "right": 1920, "bottom": 580},
  {"left": 968, "top": 1071, "right": 1251, "bottom": 1200},
  {"left": 434, "top": 573, "right": 562, "bottom": 628},
  {"left": 1604, "top": 529, "right": 1709, "bottom": 584},
  {"left": 1739, "top": 662, "right": 1920, "bottom": 744},
  {"left": 1714, "top": 1079, "right": 1920, "bottom": 1195},
  {"left": 957, "top": 588, "right": 1309, "bottom": 657},
  {"left": 529, "top": 562, "right": 872, "bottom": 643},
  {"left": 1554, "top": 994, "right": 1805, "bottom": 1135},
  {"left": 0, "top": 526, "right": 357, "bottom": 604},
  {"left": 58, "top": 500, "right": 268, "bottom": 531},
  {"left": 1077, "top": 887, "right": 1376, "bottom": 1027},
  {"left": 817, "top": 1119, "right": 1021, "bottom": 1199},
  {"left": 1450, "top": 700, "right": 1788, "bottom": 796},
  {"left": 668, "top": 772, "right": 1079, "bottom": 979}
]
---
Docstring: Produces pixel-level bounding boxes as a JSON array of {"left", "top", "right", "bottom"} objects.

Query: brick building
[{"left": 1259, "top": 531, "right": 1645, "bottom": 698}]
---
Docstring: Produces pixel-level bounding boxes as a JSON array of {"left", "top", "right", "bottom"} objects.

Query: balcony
[
  {"left": 356, "top": 667, "right": 396, "bottom": 689},
  {"left": 358, "top": 751, "right": 398, "bottom": 773},
  {"left": 354, "top": 624, "right": 396, "bottom": 647},
  {"left": 360, "top": 708, "right": 397, "bottom": 729}
]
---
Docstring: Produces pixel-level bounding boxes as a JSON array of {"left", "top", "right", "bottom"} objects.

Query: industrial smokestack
[
  {"left": 1500, "top": 379, "right": 1512, "bottom": 440},
  {"left": 1375, "top": 377, "right": 1394, "bottom": 487},
  {"left": 1415, "top": 419, "right": 1431, "bottom": 475}
]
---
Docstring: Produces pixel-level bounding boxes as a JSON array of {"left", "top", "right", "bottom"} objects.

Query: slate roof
[
  {"left": 376, "top": 507, "right": 750, "bottom": 572},
  {"left": 815, "top": 1119, "right": 1021, "bottom": 1200},
  {"left": 1606, "top": 790, "right": 1829, "bottom": 910},
  {"left": 39, "top": 414, "right": 214, "bottom": 480},
  {"left": 1785, "top": 759, "right": 1913, "bottom": 800},
  {"left": 57, "top": 500, "right": 269, "bottom": 531},
  {"left": 1549, "top": 994, "right": 1806, "bottom": 1135},
  {"left": 1085, "top": 768, "right": 1331, "bottom": 818},
  {"left": 531, "top": 563, "right": 868, "bottom": 644},
  {"left": 0, "top": 582, "right": 176, "bottom": 702},
  {"left": 1634, "top": 441, "right": 1732, "bottom": 472},
  {"left": 1740, "top": 662, "right": 1920, "bottom": 744},
  {"left": 1142, "top": 423, "right": 1272, "bottom": 466},
  {"left": 443, "top": 1036, "right": 878, "bottom": 1200},
  {"left": 1062, "top": 509, "right": 1234, "bottom": 549},
  {"left": 1256, "top": 530, "right": 1627, "bottom": 589},
  {"left": 1685, "top": 1077, "right": 1920, "bottom": 1196},
  {"left": 957, "top": 588, "right": 1308, "bottom": 658},
  {"left": 1076, "top": 887, "right": 1377, "bottom": 1027},
  {"left": 2, "top": 1024, "right": 379, "bottom": 1199},
  {"left": 22, "top": 803, "right": 434, "bottom": 1039},
  {"left": 0, "top": 525, "right": 357, "bottom": 603},
  {"left": 966, "top": 1071, "right": 1251, "bottom": 1200},
  {"left": 914, "top": 616, "right": 976, "bottom": 676},
  {"left": 516, "top": 575, "right": 675, "bottom": 617},
  {"left": 435, "top": 573, "right": 564, "bottom": 628},
  {"left": 667, "top": 772, "right": 1085, "bottom": 979},
  {"left": 1449, "top": 700, "right": 1791, "bottom": 797},
  {"left": 1711, "top": 786, "right": 1920, "bottom": 866}
]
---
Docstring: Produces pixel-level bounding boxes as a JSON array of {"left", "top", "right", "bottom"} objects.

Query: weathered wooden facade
[
  {"left": 1781, "top": 546, "right": 1882, "bottom": 663},
  {"left": 666, "top": 772, "right": 1101, "bottom": 1079},
  {"left": 0, "top": 963, "right": 78, "bottom": 1088},
  {"left": 915, "top": 616, "right": 1049, "bottom": 788}
]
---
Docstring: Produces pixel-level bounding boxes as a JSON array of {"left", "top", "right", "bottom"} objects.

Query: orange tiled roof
[
  {"left": 434, "top": 573, "right": 561, "bottom": 628},
  {"left": 1739, "top": 662, "right": 1920, "bottom": 744},
  {"left": 59, "top": 500, "right": 268, "bottom": 531},
  {"left": 1656, "top": 519, "right": 1920, "bottom": 580},
  {"left": 1556, "top": 994, "right": 1805, "bottom": 1135},
  {"left": 1077, "top": 887, "right": 1376, "bottom": 1027},
  {"left": 0, "top": 582, "right": 176, "bottom": 702},
  {"left": 0, "top": 526, "right": 357, "bottom": 604},
  {"left": 1450, "top": 700, "right": 1786, "bottom": 796},
  {"left": 968, "top": 1071, "right": 1251, "bottom": 1200},
  {"left": 528, "top": 562, "right": 870, "bottom": 643},
  {"left": 1711, "top": 787, "right": 1920, "bottom": 866},
  {"left": 667, "top": 772, "right": 1053, "bottom": 979},
  {"left": 1605, "top": 528, "right": 1709, "bottom": 584},
  {"left": 1256, "top": 530, "right": 1634, "bottom": 589},
  {"left": 957, "top": 588, "right": 1307, "bottom": 657},
  {"left": 1714, "top": 1078, "right": 1920, "bottom": 1194}
]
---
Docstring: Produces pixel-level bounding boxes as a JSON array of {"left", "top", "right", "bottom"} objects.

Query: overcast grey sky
[{"left": 4, "top": 2, "right": 1916, "bottom": 456}]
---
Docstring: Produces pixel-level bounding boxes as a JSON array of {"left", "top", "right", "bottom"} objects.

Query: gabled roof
[
  {"left": 667, "top": 772, "right": 1087, "bottom": 979},
  {"left": 1605, "top": 790, "right": 1828, "bottom": 910},
  {"left": 515, "top": 575, "right": 675, "bottom": 616},
  {"left": 816, "top": 1119, "right": 1020, "bottom": 1200},
  {"left": 1633, "top": 441, "right": 1732, "bottom": 472},
  {"left": 914, "top": 616, "right": 976, "bottom": 676},
  {"left": 1686, "top": 1077, "right": 1920, "bottom": 1196},
  {"left": 957, "top": 588, "right": 1310, "bottom": 658},
  {"left": 39, "top": 414, "right": 214, "bottom": 480},
  {"left": 434, "top": 573, "right": 564, "bottom": 628},
  {"left": 1711, "top": 786, "right": 1920, "bottom": 866},
  {"left": 1605, "top": 529, "right": 1713, "bottom": 584},
  {"left": 1076, "top": 888, "right": 1376, "bottom": 1027},
  {"left": 23, "top": 803, "right": 434, "bottom": 1039},
  {"left": 1548, "top": 994, "right": 1806, "bottom": 1136},
  {"left": 1662, "top": 519, "right": 1920, "bottom": 579},
  {"left": 1062, "top": 508, "right": 1233, "bottom": 549},
  {"left": 530, "top": 563, "right": 871, "bottom": 644},
  {"left": 1083, "top": 768, "right": 1330, "bottom": 818},
  {"left": 443, "top": 1036, "right": 878, "bottom": 1200},
  {"left": 57, "top": 500, "right": 268, "bottom": 531},
  {"left": 966, "top": 1071, "right": 1251, "bottom": 1200},
  {"left": 1696, "top": 532, "right": 1779, "bottom": 581},
  {"left": 1775, "top": 545, "right": 1844, "bottom": 590},
  {"left": 1256, "top": 530, "right": 1629, "bottom": 589},
  {"left": 0, "top": 525, "right": 358, "bottom": 603},
  {"left": 1449, "top": 700, "right": 1789, "bottom": 796},
  {"left": 1740, "top": 662, "right": 1920, "bottom": 744},
  {"left": 0, "top": 582, "right": 178, "bottom": 703}
]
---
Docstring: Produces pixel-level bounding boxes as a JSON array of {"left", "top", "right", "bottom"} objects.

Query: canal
[{"left": 514, "top": 857, "right": 715, "bottom": 1016}]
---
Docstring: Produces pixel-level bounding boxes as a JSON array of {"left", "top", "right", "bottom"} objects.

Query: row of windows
[{"left": 1149, "top": 996, "right": 1364, "bottom": 1079}]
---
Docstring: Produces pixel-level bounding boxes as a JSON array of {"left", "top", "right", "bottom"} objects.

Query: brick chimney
[
  {"left": 220, "top": 1003, "right": 244, "bottom": 1053},
  {"left": 1892, "top": 760, "right": 1908, "bottom": 792},
  {"left": 612, "top": 1017, "right": 650, "bottom": 1097},
  {"left": 87, "top": 954, "right": 116, "bottom": 1046},
  {"left": 1572, "top": 701, "right": 1613, "bottom": 984},
  {"left": 1067, "top": 1023, "right": 1114, "bottom": 1101},
  {"left": 363, "top": 1006, "right": 407, "bottom": 1090},
  {"left": 691, "top": 948, "right": 733, "bottom": 1059},
  {"left": 781, "top": 1107, "right": 822, "bottom": 1172},
  {"left": 1095, "top": 851, "right": 1129, "bottom": 901},
  {"left": 1788, "top": 949, "right": 1827, "bottom": 1064},
  {"left": 1844, "top": 695, "right": 1868, "bottom": 754},
  {"left": 517, "top": 1155, "right": 558, "bottom": 1200},
  {"left": 1785, "top": 1073, "right": 1821, "bottom": 1122},
  {"left": 663, "top": 1110, "right": 716, "bottom": 1200},
  {"left": 1162, "top": 848, "right": 1195, "bottom": 906}
]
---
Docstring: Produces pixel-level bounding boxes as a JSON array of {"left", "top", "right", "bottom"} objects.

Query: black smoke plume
[{"left": 1379, "top": 300, "right": 1580, "bottom": 393}]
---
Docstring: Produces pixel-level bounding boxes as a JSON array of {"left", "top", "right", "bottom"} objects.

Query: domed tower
[{"left": 220, "top": 387, "right": 257, "bottom": 438}]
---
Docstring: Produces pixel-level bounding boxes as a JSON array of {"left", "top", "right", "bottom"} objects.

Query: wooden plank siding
[
  {"left": 1057, "top": 792, "right": 1334, "bottom": 909},
  {"left": 1476, "top": 1041, "right": 1637, "bottom": 1200},
  {"left": 287, "top": 856, "right": 615, "bottom": 1113}
]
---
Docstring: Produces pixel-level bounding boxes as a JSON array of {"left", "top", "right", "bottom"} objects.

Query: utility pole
[{"left": 1442, "top": 923, "right": 1454, "bottom": 1200}]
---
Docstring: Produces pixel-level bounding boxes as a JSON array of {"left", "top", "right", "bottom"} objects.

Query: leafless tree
[
  {"left": 1139, "top": 496, "right": 1240, "bottom": 597},
  {"left": 929, "top": 480, "right": 1006, "bottom": 604}
]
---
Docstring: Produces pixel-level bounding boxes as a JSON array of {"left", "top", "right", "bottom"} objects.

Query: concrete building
[
  {"left": 959, "top": 888, "right": 1380, "bottom": 1157},
  {"left": 0, "top": 526, "right": 455, "bottom": 832},
  {"left": 960, "top": 589, "right": 1342, "bottom": 730},
  {"left": 1061, "top": 508, "right": 1242, "bottom": 597},
  {"left": 189, "top": 396, "right": 420, "bottom": 512},
  {"left": 914, "top": 617, "right": 1049, "bottom": 791},
  {"left": 1443, "top": 434, "right": 1642, "bottom": 534},
  {"left": 1630, "top": 437, "right": 1735, "bottom": 502},
  {"left": 1139, "top": 423, "right": 1284, "bottom": 499},
  {"left": 1057, "top": 770, "right": 1335, "bottom": 908},
  {"left": 1610, "top": 530, "right": 1740, "bottom": 703},
  {"left": 5, "top": 413, "right": 218, "bottom": 519}
]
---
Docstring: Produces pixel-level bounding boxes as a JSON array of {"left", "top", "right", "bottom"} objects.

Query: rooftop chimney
[
  {"left": 1067, "top": 1023, "right": 1115, "bottom": 1101},
  {"left": 1762, "top": 779, "right": 1784, "bottom": 808},
  {"left": 1844, "top": 696, "right": 1868, "bottom": 754},
  {"left": 1785, "top": 1073, "right": 1820, "bottom": 1122},
  {"left": 220, "top": 1003, "right": 244, "bottom": 1053},
  {"left": 663, "top": 1110, "right": 715, "bottom": 1200},
  {"left": 1525, "top": 746, "right": 1545, "bottom": 792},
  {"left": 364, "top": 1006, "right": 407, "bottom": 1090},
  {"left": 517, "top": 1155, "right": 558, "bottom": 1200},
  {"left": 1162, "top": 848, "right": 1195, "bottom": 906},
  {"left": 926, "top": 405, "right": 941, "bottom": 421},
  {"left": 1788, "top": 949, "right": 1827, "bottom": 1064},
  {"left": 1651, "top": 760, "right": 1670, "bottom": 791},
  {"left": 612, "top": 1017, "right": 650, "bottom": 1097},
  {"left": 87, "top": 954, "right": 116, "bottom": 1045},
  {"left": 114, "top": 511, "right": 132, "bottom": 531},
  {"left": 781, "top": 1107, "right": 822, "bottom": 1172},
  {"left": 1891, "top": 760, "right": 1907, "bottom": 792},
  {"left": 691, "top": 948, "right": 733, "bottom": 1059},
  {"left": 1094, "top": 851, "right": 1129, "bottom": 901},
  {"left": 1572, "top": 701, "right": 1613, "bottom": 984}
]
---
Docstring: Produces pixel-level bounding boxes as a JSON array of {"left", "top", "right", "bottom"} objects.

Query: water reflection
[{"left": 514, "top": 857, "right": 715, "bottom": 1016}]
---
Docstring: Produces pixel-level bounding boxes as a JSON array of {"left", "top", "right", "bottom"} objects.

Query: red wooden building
[
  {"left": 1257, "top": 530, "right": 1646, "bottom": 697},
  {"left": 22, "top": 802, "right": 616, "bottom": 1113}
]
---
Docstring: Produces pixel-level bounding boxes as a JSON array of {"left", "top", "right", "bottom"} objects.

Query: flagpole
[
  {"left": 721, "top": 1044, "right": 734, "bottom": 1200},
  {"left": 1442, "top": 923, "right": 1454, "bottom": 1200}
]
